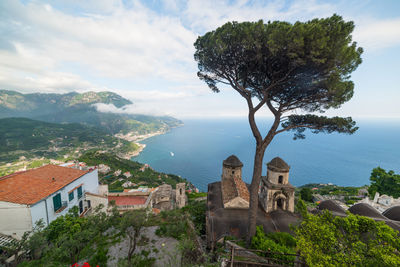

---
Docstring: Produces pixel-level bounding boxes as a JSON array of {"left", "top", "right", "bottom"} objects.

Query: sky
[{"left": 0, "top": 0, "right": 399, "bottom": 119}]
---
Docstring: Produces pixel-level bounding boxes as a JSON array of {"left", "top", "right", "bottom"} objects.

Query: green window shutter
[
  {"left": 53, "top": 193, "right": 61, "bottom": 212},
  {"left": 69, "top": 191, "right": 74, "bottom": 201},
  {"left": 77, "top": 186, "right": 82, "bottom": 199}
]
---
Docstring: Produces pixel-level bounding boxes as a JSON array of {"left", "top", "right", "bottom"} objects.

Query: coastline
[{"left": 115, "top": 125, "right": 183, "bottom": 159}]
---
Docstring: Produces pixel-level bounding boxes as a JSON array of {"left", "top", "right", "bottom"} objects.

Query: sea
[{"left": 132, "top": 118, "right": 400, "bottom": 192}]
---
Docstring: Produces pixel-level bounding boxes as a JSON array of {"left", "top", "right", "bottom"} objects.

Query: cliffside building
[
  {"left": 206, "top": 155, "right": 299, "bottom": 249},
  {"left": 221, "top": 155, "right": 250, "bottom": 209},
  {"left": 176, "top": 183, "right": 186, "bottom": 209},
  {"left": 152, "top": 183, "right": 187, "bottom": 211},
  {"left": 259, "top": 157, "right": 295, "bottom": 213},
  {"left": 0, "top": 165, "right": 99, "bottom": 238}
]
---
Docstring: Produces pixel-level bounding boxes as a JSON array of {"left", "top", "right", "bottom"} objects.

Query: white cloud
[
  {"left": 0, "top": 0, "right": 399, "bottom": 118},
  {"left": 354, "top": 18, "right": 400, "bottom": 51}
]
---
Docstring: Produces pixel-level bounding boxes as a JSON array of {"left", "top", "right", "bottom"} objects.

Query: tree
[
  {"left": 295, "top": 210, "right": 400, "bottom": 266},
  {"left": 300, "top": 187, "right": 313, "bottom": 202},
  {"left": 194, "top": 14, "right": 362, "bottom": 243},
  {"left": 368, "top": 167, "right": 400, "bottom": 198},
  {"left": 0, "top": 220, "right": 46, "bottom": 267},
  {"left": 117, "top": 210, "right": 147, "bottom": 266}
]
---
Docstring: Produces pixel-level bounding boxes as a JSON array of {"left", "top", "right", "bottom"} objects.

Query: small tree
[
  {"left": 194, "top": 14, "right": 362, "bottom": 243},
  {"left": 0, "top": 220, "right": 46, "bottom": 267},
  {"left": 117, "top": 210, "right": 147, "bottom": 265},
  {"left": 300, "top": 187, "right": 313, "bottom": 202},
  {"left": 368, "top": 167, "right": 400, "bottom": 198}
]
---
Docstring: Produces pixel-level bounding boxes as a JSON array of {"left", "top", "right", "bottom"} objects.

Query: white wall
[
  {"left": 0, "top": 169, "right": 99, "bottom": 238},
  {"left": 30, "top": 169, "right": 99, "bottom": 227},
  {"left": 85, "top": 193, "right": 108, "bottom": 214},
  {"left": 0, "top": 201, "right": 32, "bottom": 238}
]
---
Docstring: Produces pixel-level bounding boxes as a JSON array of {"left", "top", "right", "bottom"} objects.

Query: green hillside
[
  {"left": 0, "top": 89, "right": 182, "bottom": 134},
  {"left": 0, "top": 118, "right": 138, "bottom": 163}
]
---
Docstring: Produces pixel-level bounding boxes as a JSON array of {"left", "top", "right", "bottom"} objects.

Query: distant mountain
[
  {"left": 0, "top": 90, "right": 182, "bottom": 134},
  {"left": 0, "top": 90, "right": 131, "bottom": 117},
  {"left": 0, "top": 117, "right": 138, "bottom": 163}
]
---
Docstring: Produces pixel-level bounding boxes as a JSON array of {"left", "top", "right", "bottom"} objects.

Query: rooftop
[
  {"left": 207, "top": 182, "right": 300, "bottom": 244},
  {"left": 108, "top": 195, "right": 147, "bottom": 206},
  {"left": 223, "top": 155, "right": 243, "bottom": 168},
  {"left": 0, "top": 165, "right": 89, "bottom": 205},
  {"left": 267, "top": 157, "right": 290, "bottom": 172}
]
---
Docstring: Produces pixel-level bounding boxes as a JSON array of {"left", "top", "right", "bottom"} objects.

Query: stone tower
[
  {"left": 259, "top": 157, "right": 295, "bottom": 213},
  {"left": 222, "top": 155, "right": 243, "bottom": 183},
  {"left": 175, "top": 183, "right": 186, "bottom": 208},
  {"left": 221, "top": 155, "right": 250, "bottom": 209}
]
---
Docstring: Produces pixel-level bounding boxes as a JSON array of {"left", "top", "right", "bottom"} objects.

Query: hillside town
[{"left": 1, "top": 1, "right": 400, "bottom": 266}]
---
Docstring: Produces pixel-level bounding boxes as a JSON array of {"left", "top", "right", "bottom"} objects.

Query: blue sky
[{"left": 0, "top": 0, "right": 399, "bottom": 119}]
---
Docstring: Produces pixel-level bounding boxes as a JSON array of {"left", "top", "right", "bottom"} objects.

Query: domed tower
[
  {"left": 259, "top": 157, "right": 295, "bottom": 213},
  {"left": 221, "top": 155, "right": 250, "bottom": 209},
  {"left": 222, "top": 155, "right": 243, "bottom": 182}
]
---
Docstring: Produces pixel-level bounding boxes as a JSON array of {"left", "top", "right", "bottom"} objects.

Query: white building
[{"left": 0, "top": 165, "right": 99, "bottom": 238}]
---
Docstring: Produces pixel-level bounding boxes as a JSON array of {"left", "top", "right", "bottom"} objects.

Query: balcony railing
[{"left": 55, "top": 201, "right": 68, "bottom": 213}]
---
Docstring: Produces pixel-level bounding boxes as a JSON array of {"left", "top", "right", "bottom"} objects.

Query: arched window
[
  {"left": 278, "top": 175, "right": 283, "bottom": 184},
  {"left": 232, "top": 170, "right": 235, "bottom": 175}
]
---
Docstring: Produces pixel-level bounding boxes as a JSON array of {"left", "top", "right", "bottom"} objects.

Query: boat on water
[{"left": 170, "top": 152, "right": 174, "bottom": 156}]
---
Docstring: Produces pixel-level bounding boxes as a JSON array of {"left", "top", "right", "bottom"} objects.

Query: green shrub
[
  {"left": 266, "top": 231, "right": 297, "bottom": 248},
  {"left": 251, "top": 226, "right": 296, "bottom": 264}
]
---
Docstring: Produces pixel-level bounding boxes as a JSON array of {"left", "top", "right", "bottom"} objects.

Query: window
[
  {"left": 68, "top": 191, "right": 74, "bottom": 201},
  {"left": 278, "top": 175, "right": 283, "bottom": 184},
  {"left": 77, "top": 186, "right": 83, "bottom": 199},
  {"left": 53, "top": 193, "right": 62, "bottom": 212},
  {"left": 180, "top": 188, "right": 182, "bottom": 195}
]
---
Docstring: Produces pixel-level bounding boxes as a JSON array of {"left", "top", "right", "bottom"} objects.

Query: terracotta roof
[
  {"left": 221, "top": 177, "right": 250, "bottom": 204},
  {"left": 108, "top": 195, "right": 147, "bottom": 206},
  {"left": 0, "top": 165, "right": 88, "bottom": 205},
  {"left": 267, "top": 157, "right": 290, "bottom": 172},
  {"left": 233, "top": 177, "right": 250, "bottom": 203},
  {"left": 223, "top": 155, "right": 243, "bottom": 168}
]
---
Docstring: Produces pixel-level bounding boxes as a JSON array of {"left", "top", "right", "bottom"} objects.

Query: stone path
[{"left": 107, "top": 226, "right": 181, "bottom": 267}]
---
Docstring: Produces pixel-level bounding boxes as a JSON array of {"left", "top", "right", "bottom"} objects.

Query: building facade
[
  {"left": 0, "top": 165, "right": 99, "bottom": 238},
  {"left": 259, "top": 157, "right": 295, "bottom": 213}
]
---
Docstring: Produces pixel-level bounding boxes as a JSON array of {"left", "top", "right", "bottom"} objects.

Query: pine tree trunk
[{"left": 246, "top": 146, "right": 265, "bottom": 245}]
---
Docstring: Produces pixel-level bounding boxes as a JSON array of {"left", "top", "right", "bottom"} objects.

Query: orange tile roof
[
  {"left": 0, "top": 165, "right": 88, "bottom": 205},
  {"left": 233, "top": 177, "right": 250, "bottom": 203},
  {"left": 222, "top": 177, "right": 250, "bottom": 204},
  {"left": 108, "top": 195, "right": 147, "bottom": 206}
]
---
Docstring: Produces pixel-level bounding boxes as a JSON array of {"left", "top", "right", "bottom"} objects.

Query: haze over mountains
[
  {"left": 0, "top": 90, "right": 182, "bottom": 134},
  {"left": 0, "top": 90, "right": 182, "bottom": 166}
]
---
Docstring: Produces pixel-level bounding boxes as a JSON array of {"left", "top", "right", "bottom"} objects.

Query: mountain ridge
[{"left": 0, "top": 89, "right": 182, "bottom": 135}]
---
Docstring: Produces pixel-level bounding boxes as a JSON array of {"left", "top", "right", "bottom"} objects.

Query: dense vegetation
[
  {"left": 298, "top": 183, "right": 363, "bottom": 197},
  {"left": 0, "top": 198, "right": 207, "bottom": 266},
  {"left": 0, "top": 118, "right": 138, "bottom": 163},
  {"left": 78, "top": 151, "right": 193, "bottom": 190},
  {"left": 1, "top": 207, "right": 115, "bottom": 266},
  {"left": 294, "top": 200, "right": 400, "bottom": 266},
  {"left": 0, "top": 90, "right": 182, "bottom": 135},
  {"left": 251, "top": 226, "right": 297, "bottom": 264},
  {"left": 368, "top": 167, "right": 400, "bottom": 198}
]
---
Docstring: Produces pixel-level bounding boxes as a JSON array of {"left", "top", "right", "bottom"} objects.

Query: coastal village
[
  {"left": 1, "top": 152, "right": 400, "bottom": 266},
  {"left": 1, "top": 2, "right": 400, "bottom": 266}
]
